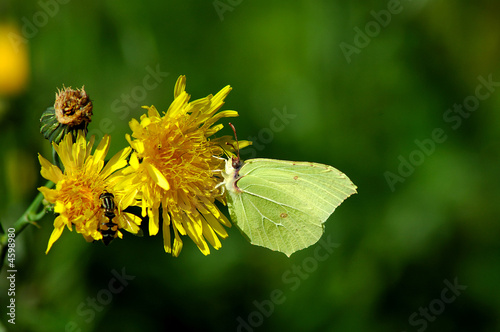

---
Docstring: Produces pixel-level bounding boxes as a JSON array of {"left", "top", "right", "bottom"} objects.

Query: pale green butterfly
[{"left": 221, "top": 124, "right": 357, "bottom": 257}]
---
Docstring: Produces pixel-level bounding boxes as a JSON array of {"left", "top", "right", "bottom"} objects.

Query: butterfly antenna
[
  {"left": 217, "top": 144, "right": 231, "bottom": 158},
  {"left": 228, "top": 122, "right": 240, "bottom": 160}
]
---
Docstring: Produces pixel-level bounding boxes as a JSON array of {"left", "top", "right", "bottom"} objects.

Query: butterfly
[{"left": 221, "top": 124, "right": 357, "bottom": 257}]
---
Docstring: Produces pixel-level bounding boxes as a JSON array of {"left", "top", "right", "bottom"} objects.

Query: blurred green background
[{"left": 1, "top": 0, "right": 500, "bottom": 331}]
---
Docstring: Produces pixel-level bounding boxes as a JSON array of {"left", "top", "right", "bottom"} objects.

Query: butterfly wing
[{"left": 226, "top": 158, "right": 357, "bottom": 256}]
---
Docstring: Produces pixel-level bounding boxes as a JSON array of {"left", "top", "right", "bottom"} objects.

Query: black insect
[{"left": 98, "top": 192, "right": 119, "bottom": 245}]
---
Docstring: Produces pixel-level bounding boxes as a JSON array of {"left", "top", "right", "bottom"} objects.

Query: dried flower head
[
  {"left": 40, "top": 86, "right": 93, "bottom": 143},
  {"left": 54, "top": 86, "right": 93, "bottom": 125}
]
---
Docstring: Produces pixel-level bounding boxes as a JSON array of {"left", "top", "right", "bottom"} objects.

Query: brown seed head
[{"left": 54, "top": 86, "right": 93, "bottom": 126}]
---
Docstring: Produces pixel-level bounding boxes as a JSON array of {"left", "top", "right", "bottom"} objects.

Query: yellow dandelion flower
[
  {"left": 38, "top": 131, "right": 141, "bottom": 253},
  {"left": 126, "top": 75, "right": 249, "bottom": 256}
]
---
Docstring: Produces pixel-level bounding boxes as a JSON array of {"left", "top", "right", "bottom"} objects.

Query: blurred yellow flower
[
  {"left": 126, "top": 75, "right": 248, "bottom": 256},
  {"left": 38, "top": 131, "right": 141, "bottom": 253},
  {"left": 0, "top": 23, "right": 29, "bottom": 96}
]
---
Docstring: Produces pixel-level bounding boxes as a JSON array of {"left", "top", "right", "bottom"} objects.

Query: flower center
[
  {"left": 145, "top": 118, "right": 222, "bottom": 202},
  {"left": 59, "top": 173, "right": 106, "bottom": 221}
]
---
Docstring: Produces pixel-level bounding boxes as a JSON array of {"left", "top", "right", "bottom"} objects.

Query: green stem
[{"left": 0, "top": 181, "right": 54, "bottom": 271}]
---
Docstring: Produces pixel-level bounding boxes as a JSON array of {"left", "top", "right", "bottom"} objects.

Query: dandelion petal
[{"left": 144, "top": 162, "right": 170, "bottom": 190}]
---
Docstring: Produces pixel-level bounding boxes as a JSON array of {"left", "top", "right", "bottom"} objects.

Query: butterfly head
[{"left": 224, "top": 122, "right": 244, "bottom": 170}]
